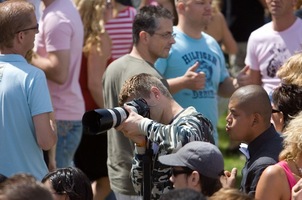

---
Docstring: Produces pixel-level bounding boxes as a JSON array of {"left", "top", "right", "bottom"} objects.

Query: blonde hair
[
  {"left": 279, "top": 111, "right": 302, "bottom": 161},
  {"left": 74, "top": 0, "right": 106, "bottom": 56},
  {"left": 277, "top": 52, "right": 302, "bottom": 87}
]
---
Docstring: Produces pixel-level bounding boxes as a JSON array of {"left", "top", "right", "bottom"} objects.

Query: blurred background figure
[
  {"left": 42, "top": 167, "right": 93, "bottom": 200},
  {"left": 73, "top": 0, "right": 114, "bottom": 199},
  {"left": 31, "top": 0, "right": 85, "bottom": 169},
  {"left": 236, "top": 0, "right": 302, "bottom": 95},
  {"left": 221, "top": 0, "right": 267, "bottom": 76},
  {"left": 156, "top": 0, "right": 178, "bottom": 25},
  {"left": 204, "top": 0, "right": 237, "bottom": 60},
  {"left": 105, "top": 0, "right": 136, "bottom": 61}
]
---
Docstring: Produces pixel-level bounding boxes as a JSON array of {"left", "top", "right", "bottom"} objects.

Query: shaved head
[{"left": 230, "top": 85, "right": 272, "bottom": 122}]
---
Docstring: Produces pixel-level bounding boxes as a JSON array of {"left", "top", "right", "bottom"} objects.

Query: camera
[{"left": 82, "top": 98, "right": 150, "bottom": 135}]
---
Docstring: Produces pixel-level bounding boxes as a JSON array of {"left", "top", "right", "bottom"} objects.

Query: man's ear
[
  {"left": 15, "top": 32, "right": 24, "bottom": 43},
  {"left": 188, "top": 171, "right": 200, "bottom": 188},
  {"left": 139, "top": 31, "right": 150, "bottom": 44},
  {"left": 176, "top": 1, "right": 186, "bottom": 14},
  {"left": 151, "top": 86, "right": 161, "bottom": 99},
  {"left": 251, "top": 113, "right": 261, "bottom": 127}
]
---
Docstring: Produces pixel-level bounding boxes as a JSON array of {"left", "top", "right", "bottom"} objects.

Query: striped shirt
[{"left": 105, "top": 6, "right": 137, "bottom": 60}]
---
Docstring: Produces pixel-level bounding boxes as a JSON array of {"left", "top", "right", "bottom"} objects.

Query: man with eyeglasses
[
  {"left": 0, "top": 0, "right": 57, "bottom": 180},
  {"left": 158, "top": 141, "right": 224, "bottom": 197},
  {"left": 155, "top": 0, "right": 243, "bottom": 145},
  {"left": 103, "top": 5, "right": 209, "bottom": 200}
]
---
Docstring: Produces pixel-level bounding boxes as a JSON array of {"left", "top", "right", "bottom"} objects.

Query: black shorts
[{"left": 74, "top": 132, "right": 108, "bottom": 181}]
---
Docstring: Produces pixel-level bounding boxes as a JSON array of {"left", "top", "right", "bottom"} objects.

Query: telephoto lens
[{"left": 82, "top": 98, "right": 150, "bottom": 135}]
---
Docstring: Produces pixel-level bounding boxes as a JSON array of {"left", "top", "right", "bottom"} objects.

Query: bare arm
[
  {"left": 218, "top": 77, "right": 237, "bottom": 98},
  {"left": 219, "top": 12, "right": 238, "bottom": 55},
  {"left": 87, "top": 37, "right": 111, "bottom": 108},
  {"left": 32, "top": 50, "right": 70, "bottom": 84},
  {"left": 236, "top": 66, "right": 262, "bottom": 87},
  {"left": 255, "top": 165, "right": 288, "bottom": 200},
  {"left": 33, "top": 112, "right": 57, "bottom": 150}
]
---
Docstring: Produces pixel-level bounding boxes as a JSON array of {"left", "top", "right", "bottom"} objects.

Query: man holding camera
[
  {"left": 103, "top": 5, "right": 207, "bottom": 200},
  {"left": 116, "top": 73, "right": 214, "bottom": 199}
]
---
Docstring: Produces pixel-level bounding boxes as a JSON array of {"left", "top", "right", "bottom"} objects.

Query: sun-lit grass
[{"left": 217, "top": 109, "right": 245, "bottom": 188}]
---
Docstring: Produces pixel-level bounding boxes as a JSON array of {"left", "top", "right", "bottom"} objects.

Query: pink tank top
[{"left": 277, "top": 161, "right": 298, "bottom": 200}]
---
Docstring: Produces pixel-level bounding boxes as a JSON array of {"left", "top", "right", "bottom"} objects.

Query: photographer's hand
[{"left": 116, "top": 105, "right": 146, "bottom": 145}]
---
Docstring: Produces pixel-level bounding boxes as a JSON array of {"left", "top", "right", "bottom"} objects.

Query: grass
[{"left": 217, "top": 109, "right": 245, "bottom": 187}]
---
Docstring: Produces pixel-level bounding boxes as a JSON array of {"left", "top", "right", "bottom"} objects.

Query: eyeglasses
[
  {"left": 153, "top": 32, "right": 176, "bottom": 39},
  {"left": 15, "top": 23, "right": 39, "bottom": 34},
  {"left": 171, "top": 167, "right": 193, "bottom": 177}
]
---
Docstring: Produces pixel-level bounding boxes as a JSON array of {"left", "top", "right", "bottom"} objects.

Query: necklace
[{"left": 293, "top": 160, "right": 302, "bottom": 177}]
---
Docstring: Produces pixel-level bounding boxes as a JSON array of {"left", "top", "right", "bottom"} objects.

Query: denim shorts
[{"left": 55, "top": 120, "right": 82, "bottom": 168}]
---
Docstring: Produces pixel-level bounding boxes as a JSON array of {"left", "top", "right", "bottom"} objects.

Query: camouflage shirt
[{"left": 131, "top": 106, "right": 214, "bottom": 199}]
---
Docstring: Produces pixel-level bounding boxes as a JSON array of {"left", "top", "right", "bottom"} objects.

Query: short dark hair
[
  {"left": 42, "top": 167, "right": 93, "bottom": 200},
  {"left": 272, "top": 83, "right": 302, "bottom": 130},
  {"left": 132, "top": 5, "right": 173, "bottom": 45},
  {"left": 199, "top": 173, "right": 222, "bottom": 196}
]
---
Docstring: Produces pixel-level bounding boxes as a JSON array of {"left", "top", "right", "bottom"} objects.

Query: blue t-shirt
[
  {"left": 0, "top": 54, "right": 53, "bottom": 180},
  {"left": 155, "top": 27, "right": 229, "bottom": 143}
]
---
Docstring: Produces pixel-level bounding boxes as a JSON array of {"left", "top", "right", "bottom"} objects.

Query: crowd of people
[{"left": 1, "top": 0, "right": 302, "bottom": 200}]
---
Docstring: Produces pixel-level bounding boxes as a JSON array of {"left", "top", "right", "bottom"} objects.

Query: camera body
[{"left": 82, "top": 98, "right": 150, "bottom": 135}]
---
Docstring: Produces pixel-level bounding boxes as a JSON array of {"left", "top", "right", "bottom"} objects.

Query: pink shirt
[
  {"left": 35, "top": 0, "right": 84, "bottom": 120},
  {"left": 246, "top": 18, "right": 302, "bottom": 94}
]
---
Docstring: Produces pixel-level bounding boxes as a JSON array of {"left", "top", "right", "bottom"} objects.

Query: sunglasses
[
  {"left": 15, "top": 23, "right": 39, "bottom": 34},
  {"left": 171, "top": 167, "right": 193, "bottom": 177}
]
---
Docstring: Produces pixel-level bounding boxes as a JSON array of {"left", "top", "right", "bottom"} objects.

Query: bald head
[{"left": 230, "top": 85, "right": 272, "bottom": 123}]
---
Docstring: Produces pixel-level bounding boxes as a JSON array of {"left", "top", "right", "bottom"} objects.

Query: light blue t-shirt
[
  {"left": 155, "top": 27, "right": 229, "bottom": 143},
  {"left": 0, "top": 54, "right": 53, "bottom": 180}
]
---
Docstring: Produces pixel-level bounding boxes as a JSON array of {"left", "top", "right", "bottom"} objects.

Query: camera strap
[{"left": 142, "top": 138, "right": 153, "bottom": 200}]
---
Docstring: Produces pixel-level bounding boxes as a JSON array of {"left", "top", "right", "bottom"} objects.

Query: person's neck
[
  {"left": 177, "top": 20, "right": 203, "bottom": 39},
  {"left": 246, "top": 123, "right": 272, "bottom": 144},
  {"left": 0, "top": 48, "right": 23, "bottom": 56},
  {"left": 272, "top": 14, "right": 297, "bottom": 32},
  {"left": 129, "top": 46, "right": 156, "bottom": 65},
  {"left": 163, "top": 101, "right": 184, "bottom": 124}
]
